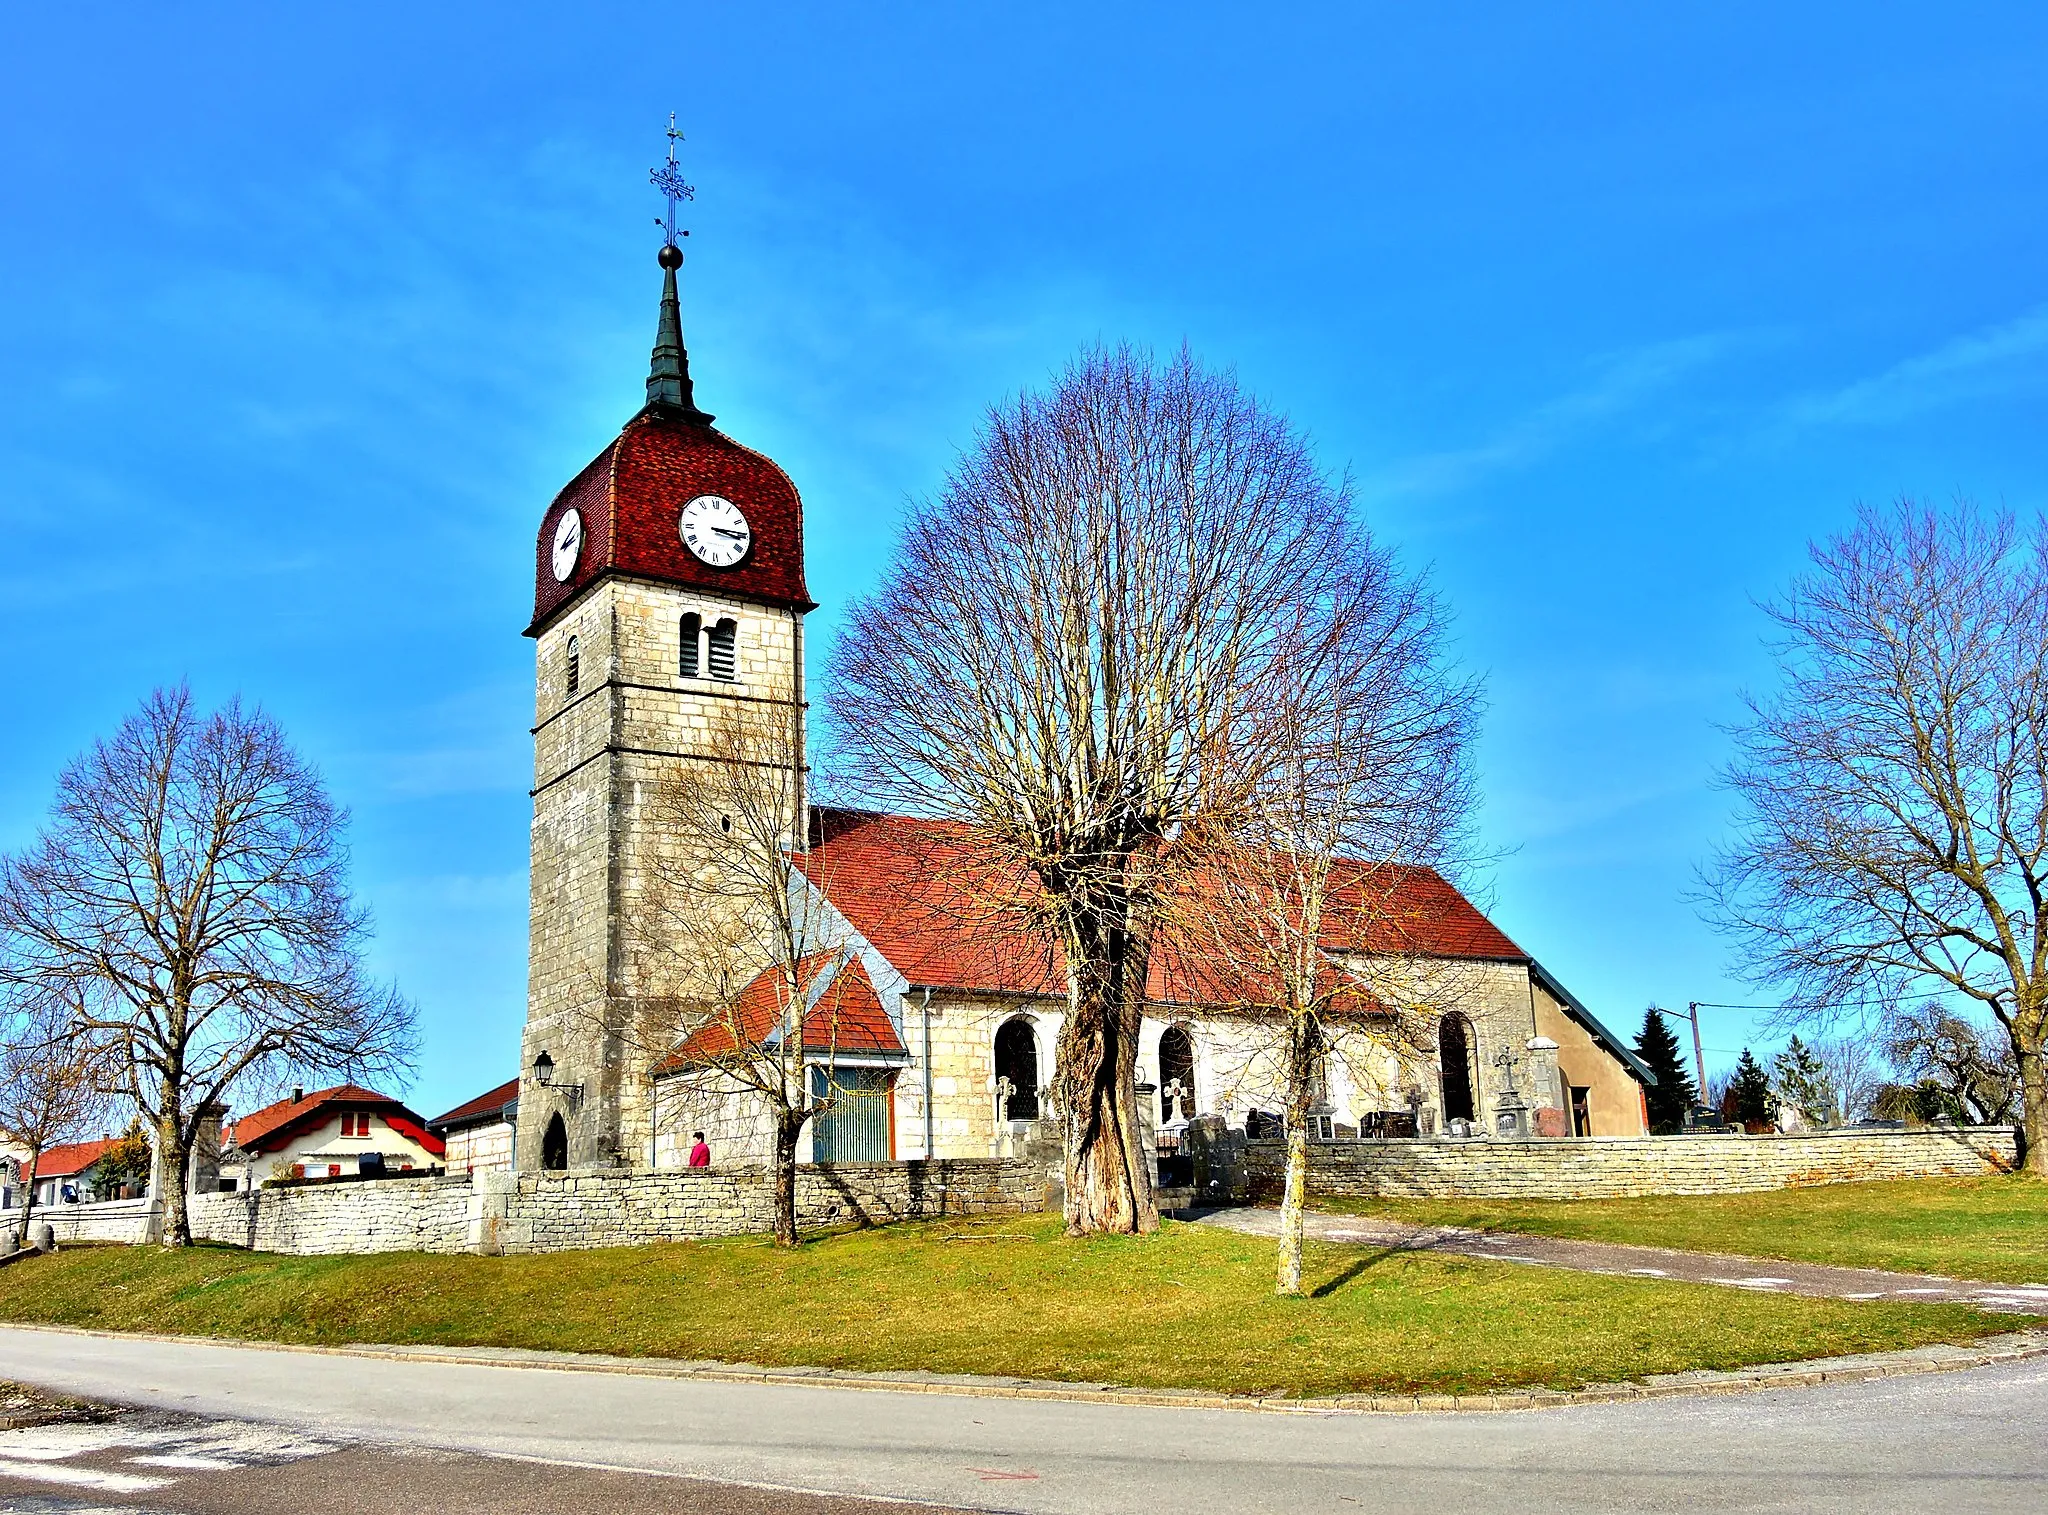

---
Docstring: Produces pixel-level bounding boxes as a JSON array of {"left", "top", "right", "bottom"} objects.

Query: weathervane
[{"left": 651, "top": 113, "right": 695, "bottom": 249}]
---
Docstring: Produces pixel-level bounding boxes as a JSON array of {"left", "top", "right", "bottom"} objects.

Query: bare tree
[
  {"left": 829, "top": 344, "right": 1390, "bottom": 1234},
  {"left": 1704, "top": 500, "right": 2048, "bottom": 1172},
  {"left": 0, "top": 985, "right": 111, "bottom": 1249},
  {"left": 1882, "top": 1003, "right": 2017, "bottom": 1124},
  {"left": 1171, "top": 553, "right": 1480, "bottom": 1293},
  {"left": 0, "top": 687, "right": 418, "bottom": 1244},
  {"left": 619, "top": 709, "right": 852, "bottom": 1247}
]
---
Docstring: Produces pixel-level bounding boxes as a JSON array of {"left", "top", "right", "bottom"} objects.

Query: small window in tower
[
  {"left": 679, "top": 613, "right": 701, "bottom": 678},
  {"left": 565, "top": 635, "right": 580, "bottom": 696},
  {"left": 708, "top": 617, "right": 738, "bottom": 680}
]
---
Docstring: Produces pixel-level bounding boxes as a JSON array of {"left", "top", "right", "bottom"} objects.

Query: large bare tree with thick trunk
[
  {"left": 0, "top": 984, "right": 112, "bottom": 1250},
  {"left": 0, "top": 687, "right": 418, "bottom": 1244},
  {"left": 828, "top": 343, "right": 1396, "bottom": 1235},
  {"left": 1704, "top": 500, "right": 2048, "bottom": 1174},
  {"left": 1174, "top": 552, "right": 1480, "bottom": 1292}
]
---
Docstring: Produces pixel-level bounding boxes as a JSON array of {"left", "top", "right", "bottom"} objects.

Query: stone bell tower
[{"left": 517, "top": 218, "right": 813, "bottom": 1172}]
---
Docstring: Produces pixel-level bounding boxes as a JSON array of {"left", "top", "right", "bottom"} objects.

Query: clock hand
[{"left": 710, "top": 527, "right": 745, "bottom": 540}]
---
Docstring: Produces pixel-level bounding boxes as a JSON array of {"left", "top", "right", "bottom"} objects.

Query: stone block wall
[
  {"left": 189, "top": 1177, "right": 473, "bottom": 1254},
  {"left": 21, "top": 1158, "right": 1044, "bottom": 1256},
  {"left": 484, "top": 1159, "right": 1044, "bottom": 1254},
  {"left": 11, "top": 1199, "right": 156, "bottom": 1245},
  {"left": 1241, "top": 1126, "right": 2020, "bottom": 1201}
]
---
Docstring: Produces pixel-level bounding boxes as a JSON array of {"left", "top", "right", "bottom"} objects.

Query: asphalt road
[
  {"left": 4, "top": 1325, "right": 2046, "bottom": 1514},
  {"left": 0, "top": 1402, "right": 966, "bottom": 1515}
]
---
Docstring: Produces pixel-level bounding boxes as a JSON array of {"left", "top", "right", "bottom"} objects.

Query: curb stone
[{"left": 2, "top": 1320, "right": 2044, "bottom": 1415}]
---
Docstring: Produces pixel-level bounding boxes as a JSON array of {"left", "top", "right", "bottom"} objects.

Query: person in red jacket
[{"left": 687, "top": 1131, "right": 711, "bottom": 1168}]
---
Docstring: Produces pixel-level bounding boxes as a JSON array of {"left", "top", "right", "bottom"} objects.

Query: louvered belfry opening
[
  {"left": 679, "top": 612, "right": 701, "bottom": 677},
  {"left": 707, "top": 617, "right": 737, "bottom": 680}
]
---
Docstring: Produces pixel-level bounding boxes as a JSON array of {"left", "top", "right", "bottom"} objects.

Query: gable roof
[
  {"left": 28, "top": 1138, "right": 118, "bottom": 1181},
  {"left": 797, "top": 808, "right": 1528, "bottom": 1006},
  {"left": 429, "top": 1078, "right": 521, "bottom": 1134},
  {"left": 228, "top": 1085, "right": 445, "bottom": 1157},
  {"left": 658, "top": 950, "right": 906, "bottom": 1072}
]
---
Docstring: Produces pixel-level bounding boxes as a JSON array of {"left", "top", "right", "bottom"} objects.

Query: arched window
[
  {"left": 994, "top": 1019, "right": 1040, "bottom": 1120},
  {"left": 564, "top": 635, "right": 580, "bottom": 697},
  {"left": 541, "top": 1112, "right": 569, "bottom": 1171},
  {"left": 679, "top": 613, "right": 701, "bottom": 678},
  {"left": 1439, "top": 1013, "right": 1477, "bottom": 1124},
  {"left": 1158, "top": 1025, "right": 1195, "bottom": 1123},
  {"left": 707, "top": 617, "right": 738, "bottom": 681}
]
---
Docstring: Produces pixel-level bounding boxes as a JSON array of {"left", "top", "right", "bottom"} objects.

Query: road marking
[
  {"left": 0, "top": 1457, "right": 171, "bottom": 1494},
  {"left": 1707, "top": 1277, "right": 1794, "bottom": 1290},
  {"left": 1628, "top": 1268, "right": 1670, "bottom": 1277},
  {"left": 968, "top": 1467, "right": 1042, "bottom": 1480}
]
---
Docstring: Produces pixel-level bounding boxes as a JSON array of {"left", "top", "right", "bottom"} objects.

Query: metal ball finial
[{"left": 658, "top": 243, "right": 684, "bottom": 270}]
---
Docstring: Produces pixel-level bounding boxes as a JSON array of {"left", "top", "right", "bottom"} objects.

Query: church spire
[{"left": 645, "top": 115, "right": 713, "bottom": 424}]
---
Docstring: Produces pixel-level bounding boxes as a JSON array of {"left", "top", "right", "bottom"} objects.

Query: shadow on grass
[{"left": 1310, "top": 1245, "right": 1415, "bottom": 1298}]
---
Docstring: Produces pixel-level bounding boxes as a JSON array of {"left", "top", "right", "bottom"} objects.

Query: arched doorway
[
  {"left": 1439, "top": 1014, "right": 1477, "bottom": 1124},
  {"left": 1158, "top": 1025, "right": 1195, "bottom": 1123},
  {"left": 541, "top": 1112, "right": 569, "bottom": 1171},
  {"left": 994, "top": 1019, "right": 1039, "bottom": 1120}
]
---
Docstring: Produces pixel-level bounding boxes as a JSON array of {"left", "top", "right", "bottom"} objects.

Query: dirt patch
[{"left": 0, "top": 1379, "right": 116, "bottom": 1429}]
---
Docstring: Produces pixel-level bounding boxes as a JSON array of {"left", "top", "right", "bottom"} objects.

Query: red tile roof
[
  {"left": 228, "top": 1085, "right": 446, "bottom": 1158},
  {"left": 659, "top": 951, "right": 906, "bottom": 1071},
  {"left": 529, "top": 408, "right": 812, "bottom": 634},
  {"left": 428, "top": 1078, "right": 520, "bottom": 1132},
  {"left": 28, "top": 1138, "right": 117, "bottom": 1181},
  {"left": 798, "top": 808, "right": 1526, "bottom": 1006}
]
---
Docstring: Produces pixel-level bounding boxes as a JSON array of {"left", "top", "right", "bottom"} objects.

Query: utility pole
[{"left": 1650, "top": 1003, "right": 1710, "bottom": 1107}]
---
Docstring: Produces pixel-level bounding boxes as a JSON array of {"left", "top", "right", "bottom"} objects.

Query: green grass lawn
[
  {"left": 0, "top": 1214, "right": 2010, "bottom": 1398},
  {"left": 1329, "top": 1176, "right": 2048, "bottom": 1285}
]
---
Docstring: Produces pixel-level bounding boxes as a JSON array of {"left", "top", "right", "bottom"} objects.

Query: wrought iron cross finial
[{"left": 651, "top": 112, "right": 695, "bottom": 247}]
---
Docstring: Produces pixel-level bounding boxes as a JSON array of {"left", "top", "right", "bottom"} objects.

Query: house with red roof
[
  {"left": 22, "top": 1137, "right": 127, "bottom": 1208},
  {"left": 221, "top": 1084, "right": 444, "bottom": 1189},
  {"left": 428, "top": 1078, "right": 520, "bottom": 1174},
  {"left": 502, "top": 232, "right": 1652, "bottom": 1178}
]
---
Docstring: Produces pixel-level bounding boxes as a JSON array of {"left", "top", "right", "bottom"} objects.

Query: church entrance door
[{"left": 541, "top": 1113, "right": 569, "bottom": 1170}]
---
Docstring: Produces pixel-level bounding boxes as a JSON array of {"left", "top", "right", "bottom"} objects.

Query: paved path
[
  {"left": 1192, "top": 1206, "right": 2048, "bottom": 1312},
  {"left": 5, "top": 1326, "right": 2048, "bottom": 1514}
]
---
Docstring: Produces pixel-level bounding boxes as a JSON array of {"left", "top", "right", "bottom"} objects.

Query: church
[{"left": 460, "top": 233, "right": 1653, "bottom": 1180}]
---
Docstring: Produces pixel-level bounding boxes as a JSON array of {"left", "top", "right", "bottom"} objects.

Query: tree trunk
[
  {"left": 156, "top": 1110, "right": 192, "bottom": 1247},
  {"left": 13, "top": 1147, "right": 40, "bottom": 1252},
  {"left": 772, "top": 1111, "right": 802, "bottom": 1247},
  {"left": 1277, "top": 1121, "right": 1308, "bottom": 1296},
  {"left": 2017, "top": 1037, "right": 2048, "bottom": 1178},
  {"left": 1277, "top": 1017, "right": 1316, "bottom": 1296},
  {"left": 1055, "top": 902, "right": 1157, "bottom": 1236}
]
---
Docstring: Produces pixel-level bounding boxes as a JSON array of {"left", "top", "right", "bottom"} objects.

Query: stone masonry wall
[
  {"left": 1242, "top": 1126, "right": 2020, "bottom": 1201},
  {"left": 27, "top": 1159, "right": 1045, "bottom": 1255}
]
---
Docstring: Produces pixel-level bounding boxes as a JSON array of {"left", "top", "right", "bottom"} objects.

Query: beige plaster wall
[{"left": 1533, "top": 989, "right": 1649, "bottom": 1136}]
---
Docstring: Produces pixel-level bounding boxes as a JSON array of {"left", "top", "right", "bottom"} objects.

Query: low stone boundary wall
[
  {"left": 3, "top": 1199, "right": 157, "bottom": 1245},
  {"left": 1242, "top": 1126, "right": 2019, "bottom": 1202},
  {"left": 479, "top": 1159, "right": 1044, "bottom": 1255},
  {"left": 8, "top": 1159, "right": 1047, "bottom": 1257}
]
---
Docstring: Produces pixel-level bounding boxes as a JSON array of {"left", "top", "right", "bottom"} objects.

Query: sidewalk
[{"left": 1190, "top": 1206, "right": 2048, "bottom": 1313}]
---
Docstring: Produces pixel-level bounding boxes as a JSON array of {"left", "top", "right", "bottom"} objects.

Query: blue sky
[{"left": 4, "top": 4, "right": 2045, "bottom": 1117}]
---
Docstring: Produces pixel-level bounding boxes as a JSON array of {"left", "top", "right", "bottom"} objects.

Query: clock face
[
  {"left": 550, "top": 509, "right": 584, "bottom": 582},
  {"left": 679, "top": 494, "right": 752, "bottom": 568}
]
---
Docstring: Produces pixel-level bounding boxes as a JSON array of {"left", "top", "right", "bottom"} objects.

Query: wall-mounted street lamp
[{"left": 531, "top": 1051, "right": 583, "bottom": 1102}]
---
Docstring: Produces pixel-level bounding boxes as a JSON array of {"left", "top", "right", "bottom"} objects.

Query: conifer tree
[
  {"left": 1771, "top": 1034, "right": 1834, "bottom": 1126},
  {"left": 1728, "top": 1048, "right": 1775, "bottom": 1130},
  {"left": 1633, "top": 1007, "right": 1696, "bottom": 1133}
]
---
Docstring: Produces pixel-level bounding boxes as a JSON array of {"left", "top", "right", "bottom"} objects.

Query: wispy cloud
[
  {"left": 1362, "top": 333, "right": 1742, "bottom": 502},
  {"left": 1782, "top": 305, "right": 2048, "bottom": 429}
]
